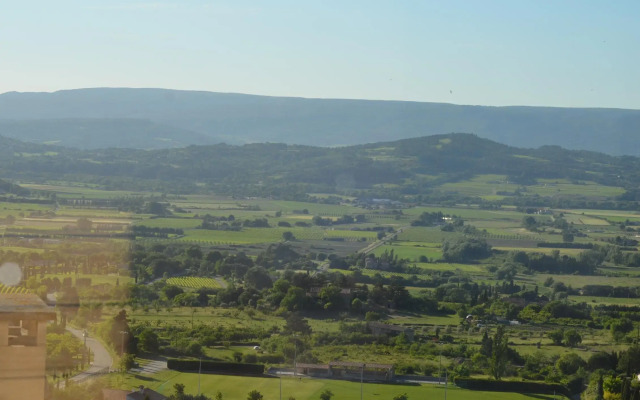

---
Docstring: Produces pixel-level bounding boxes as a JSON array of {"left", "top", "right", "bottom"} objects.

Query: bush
[
  {"left": 119, "top": 353, "right": 136, "bottom": 371},
  {"left": 257, "top": 354, "right": 285, "bottom": 364},
  {"left": 242, "top": 353, "right": 258, "bottom": 363},
  {"left": 365, "top": 311, "right": 383, "bottom": 321}
]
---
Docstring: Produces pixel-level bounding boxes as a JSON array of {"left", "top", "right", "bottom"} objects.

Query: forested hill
[
  {"left": 0, "top": 119, "right": 216, "bottom": 150},
  {"left": 0, "top": 179, "right": 28, "bottom": 196},
  {"left": 3, "top": 133, "right": 640, "bottom": 208},
  {"left": 1, "top": 88, "right": 639, "bottom": 155}
]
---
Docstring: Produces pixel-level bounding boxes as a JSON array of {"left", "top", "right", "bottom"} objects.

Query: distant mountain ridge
[{"left": 1, "top": 88, "right": 639, "bottom": 154}]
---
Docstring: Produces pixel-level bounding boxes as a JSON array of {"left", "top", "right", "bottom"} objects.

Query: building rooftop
[
  {"left": 102, "top": 389, "right": 127, "bottom": 400},
  {"left": 127, "top": 387, "right": 167, "bottom": 400},
  {"left": 296, "top": 363, "right": 329, "bottom": 369},
  {"left": 0, "top": 294, "right": 56, "bottom": 320},
  {"left": 329, "top": 361, "right": 393, "bottom": 369}
]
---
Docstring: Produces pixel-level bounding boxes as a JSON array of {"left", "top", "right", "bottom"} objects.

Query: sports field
[{"left": 108, "top": 370, "right": 565, "bottom": 400}]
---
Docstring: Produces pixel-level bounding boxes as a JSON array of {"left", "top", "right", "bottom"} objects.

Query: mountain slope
[
  {"left": 0, "top": 119, "right": 214, "bottom": 149},
  {"left": 1, "top": 88, "right": 639, "bottom": 154}
]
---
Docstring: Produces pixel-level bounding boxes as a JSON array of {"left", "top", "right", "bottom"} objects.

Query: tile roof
[{"left": 0, "top": 293, "right": 56, "bottom": 320}]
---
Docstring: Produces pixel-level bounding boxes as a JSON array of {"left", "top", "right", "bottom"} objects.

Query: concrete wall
[{"left": 0, "top": 320, "right": 48, "bottom": 400}]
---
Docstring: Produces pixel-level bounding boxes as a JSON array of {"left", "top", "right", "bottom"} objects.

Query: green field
[
  {"left": 438, "top": 175, "right": 625, "bottom": 200},
  {"left": 21, "top": 183, "right": 157, "bottom": 199},
  {"left": 43, "top": 273, "right": 132, "bottom": 287},
  {"left": 0, "top": 201, "right": 52, "bottom": 216},
  {"left": 525, "top": 273, "right": 640, "bottom": 289},
  {"left": 568, "top": 295, "right": 640, "bottom": 306},
  {"left": 373, "top": 243, "right": 442, "bottom": 261},
  {"left": 108, "top": 370, "right": 563, "bottom": 400},
  {"left": 135, "top": 217, "right": 202, "bottom": 229}
]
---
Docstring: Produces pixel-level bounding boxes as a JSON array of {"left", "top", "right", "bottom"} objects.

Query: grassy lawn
[
  {"left": 396, "top": 227, "right": 462, "bottom": 243},
  {"left": 417, "top": 262, "right": 485, "bottom": 273},
  {"left": 135, "top": 217, "right": 202, "bottom": 229},
  {"left": 107, "top": 370, "right": 564, "bottom": 399},
  {"left": 175, "top": 226, "right": 373, "bottom": 245},
  {"left": 568, "top": 295, "right": 640, "bottom": 306},
  {"left": 389, "top": 313, "right": 462, "bottom": 326},
  {"left": 528, "top": 180, "right": 625, "bottom": 198},
  {"left": 20, "top": 183, "right": 156, "bottom": 198},
  {"left": 373, "top": 244, "right": 442, "bottom": 262},
  {"left": 129, "top": 307, "right": 285, "bottom": 331},
  {"left": 0, "top": 201, "right": 52, "bottom": 216},
  {"left": 43, "top": 273, "right": 131, "bottom": 287},
  {"left": 531, "top": 274, "right": 640, "bottom": 288}
]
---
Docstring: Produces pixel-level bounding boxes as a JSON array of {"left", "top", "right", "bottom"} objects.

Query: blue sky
[{"left": 1, "top": 0, "right": 638, "bottom": 108}]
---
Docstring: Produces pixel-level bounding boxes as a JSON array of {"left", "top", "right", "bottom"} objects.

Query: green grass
[
  {"left": 0, "top": 245, "right": 46, "bottom": 253},
  {"left": 178, "top": 228, "right": 283, "bottom": 244},
  {"left": 129, "top": 307, "right": 284, "bottom": 331},
  {"left": 0, "top": 202, "right": 52, "bottom": 216},
  {"left": 568, "top": 295, "right": 640, "bottom": 306},
  {"left": 56, "top": 206, "right": 134, "bottom": 219},
  {"left": 20, "top": 183, "right": 157, "bottom": 199},
  {"left": 396, "top": 227, "right": 462, "bottom": 243},
  {"left": 492, "top": 247, "right": 585, "bottom": 257},
  {"left": 174, "top": 226, "right": 374, "bottom": 245},
  {"left": 561, "top": 213, "right": 609, "bottom": 226},
  {"left": 527, "top": 274, "right": 640, "bottom": 288},
  {"left": 416, "top": 262, "right": 485, "bottom": 273},
  {"left": 373, "top": 243, "right": 442, "bottom": 261},
  {"left": 135, "top": 217, "right": 202, "bottom": 229},
  {"left": 439, "top": 175, "right": 518, "bottom": 198},
  {"left": 527, "top": 180, "right": 625, "bottom": 198},
  {"left": 108, "top": 370, "right": 563, "bottom": 399},
  {"left": 42, "top": 273, "right": 132, "bottom": 287},
  {"left": 436, "top": 176, "right": 624, "bottom": 201},
  {"left": 203, "top": 345, "right": 260, "bottom": 360},
  {"left": 389, "top": 313, "right": 462, "bottom": 326}
]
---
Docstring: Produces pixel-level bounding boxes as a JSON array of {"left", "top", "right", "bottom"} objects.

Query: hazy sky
[{"left": 1, "top": 0, "right": 638, "bottom": 109}]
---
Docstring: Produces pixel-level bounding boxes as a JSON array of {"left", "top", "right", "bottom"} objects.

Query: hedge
[
  {"left": 537, "top": 242, "right": 593, "bottom": 249},
  {"left": 455, "top": 378, "right": 570, "bottom": 397},
  {"left": 167, "top": 359, "right": 264, "bottom": 375},
  {"left": 257, "top": 354, "right": 285, "bottom": 364}
]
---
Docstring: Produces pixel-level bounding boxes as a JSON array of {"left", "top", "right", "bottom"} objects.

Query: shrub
[{"left": 242, "top": 353, "right": 258, "bottom": 363}]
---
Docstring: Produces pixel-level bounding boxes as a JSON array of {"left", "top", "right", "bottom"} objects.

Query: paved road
[
  {"left": 357, "top": 225, "right": 409, "bottom": 255},
  {"left": 130, "top": 357, "right": 168, "bottom": 374},
  {"left": 66, "top": 327, "right": 113, "bottom": 382}
]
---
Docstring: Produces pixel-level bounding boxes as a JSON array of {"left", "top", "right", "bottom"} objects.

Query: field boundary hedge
[
  {"left": 537, "top": 242, "right": 593, "bottom": 249},
  {"left": 167, "top": 358, "right": 264, "bottom": 376},
  {"left": 455, "top": 378, "right": 570, "bottom": 397}
]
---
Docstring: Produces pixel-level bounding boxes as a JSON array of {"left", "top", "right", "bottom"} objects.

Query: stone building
[{"left": 0, "top": 293, "right": 56, "bottom": 400}]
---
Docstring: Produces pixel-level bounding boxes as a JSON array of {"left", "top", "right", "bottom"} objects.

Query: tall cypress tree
[{"left": 490, "top": 325, "right": 509, "bottom": 380}]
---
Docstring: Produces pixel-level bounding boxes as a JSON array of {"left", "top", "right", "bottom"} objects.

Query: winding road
[
  {"left": 66, "top": 327, "right": 113, "bottom": 382},
  {"left": 47, "top": 293, "right": 113, "bottom": 383}
]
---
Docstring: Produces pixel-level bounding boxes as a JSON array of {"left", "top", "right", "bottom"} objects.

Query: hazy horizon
[
  {"left": 1, "top": 86, "right": 639, "bottom": 112},
  {"left": 2, "top": 1, "right": 638, "bottom": 109}
]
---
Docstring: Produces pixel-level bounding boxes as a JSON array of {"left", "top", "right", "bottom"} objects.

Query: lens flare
[{"left": 0, "top": 262, "right": 22, "bottom": 286}]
